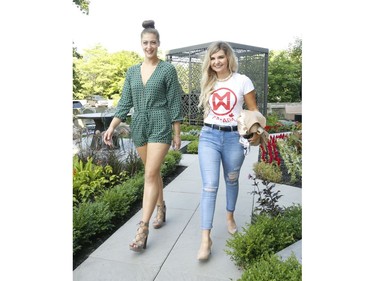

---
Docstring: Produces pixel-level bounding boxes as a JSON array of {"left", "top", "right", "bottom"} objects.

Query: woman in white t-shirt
[{"left": 196, "top": 41, "right": 260, "bottom": 261}]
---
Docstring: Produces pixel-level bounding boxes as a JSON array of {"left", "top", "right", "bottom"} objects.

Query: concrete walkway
[{"left": 73, "top": 147, "right": 302, "bottom": 281}]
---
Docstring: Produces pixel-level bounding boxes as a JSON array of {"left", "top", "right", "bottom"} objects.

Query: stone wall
[{"left": 267, "top": 102, "right": 302, "bottom": 121}]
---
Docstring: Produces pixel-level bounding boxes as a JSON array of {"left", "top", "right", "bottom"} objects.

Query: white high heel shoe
[{"left": 197, "top": 239, "right": 213, "bottom": 261}]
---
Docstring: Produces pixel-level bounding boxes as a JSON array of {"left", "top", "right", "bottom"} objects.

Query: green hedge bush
[
  {"left": 239, "top": 254, "right": 302, "bottom": 281},
  {"left": 225, "top": 204, "right": 302, "bottom": 269},
  {"left": 180, "top": 124, "right": 200, "bottom": 154},
  {"left": 161, "top": 150, "right": 182, "bottom": 175},
  {"left": 96, "top": 176, "right": 144, "bottom": 224},
  {"left": 187, "top": 140, "right": 199, "bottom": 154},
  {"left": 73, "top": 150, "right": 182, "bottom": 257},
  {"left": 73, "top": 201, "right": 114, "bottom": 254},
  {"left": 180, "top": 134, "right": 198, "bottom": 141}
]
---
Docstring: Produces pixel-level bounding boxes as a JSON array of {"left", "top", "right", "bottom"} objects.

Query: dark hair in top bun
[
  {"left": 141, "top": 20, "right": 160, "bottom": 42},
  {"left": 142, "top": 20, "right": 155, "bottom": 29}
]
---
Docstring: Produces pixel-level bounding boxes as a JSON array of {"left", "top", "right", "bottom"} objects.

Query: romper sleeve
[
  {"left": 165, "top": 64, "right": 183, "bottom": 123},
  {"left": 114, "top": 67, "right": 134, "bottom": 122}
]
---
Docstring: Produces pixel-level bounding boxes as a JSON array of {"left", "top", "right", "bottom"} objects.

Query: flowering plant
[
  {"left": 260, "top": 133, "right": 288, "bottom": 166},
  {"left": 255, "top": 129, "right": 302, "bottom": 187}
]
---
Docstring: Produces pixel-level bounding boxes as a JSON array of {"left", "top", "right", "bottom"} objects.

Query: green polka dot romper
[{"left": 114, "top": 60, "right": 183, "bottom": 147}]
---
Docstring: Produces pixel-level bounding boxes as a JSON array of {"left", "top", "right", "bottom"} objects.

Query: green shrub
[
  {"left": 266, "top": 113, "right": 280, "bottom": 126},
  {"left": 181, "top": 134, "right": 198, "bottom": 141},
  {"left": 73, "top": 201, "right": 114, "bottom": 255},
  {"left": 187, "top": 140, "right": 199, "bottom": 154},
  {"left": 180, "top": 125, "right": 200, "bottom": 141},
  {"left": 180, "top": 124, "right": 202, "bottom": 132},
  {"left": 118, "top": 174, "right": 145, "bottom": 199},
  {"left": 73, "top": 156, "right": 128, "bottom": 206},
  {"left": 180, "top": 124, "right": 200, "bottom": 152},
  {"left": 253, "top": 161, "right": 283, "bottom": 183},
  {"left": 161, "top": 153, "right": 175, "bottom": 174},
  {"left": 73, "top": 149, "right": 182, "bottom": 257},
  {"left": 99, "top": 173, "right": 144, "bottom": 206},
  {"left": 167, "top": 150, "right": 182, "bottom": 165},
  {"left": 73, "top": 156, "right": 110, "bottom": 206},
  {"left": 280, "top": 204, "right": 302, "bottom": 241},
  {"left": 74, "top": 173, "right": 144, "bottom": 256},
  {"left": 285, "top": 129, "right": 302, "bottom": 154},
  {"left": 225, "top": 205, "right": 302, "bottom": 269},
  {"left": 265, "top": 113, "right": 299, "bottom": 133},
  {"left": 97, "top": 183, "right": 137, "bottom": 223},
  {"left": 239, "top": 254, "right": 302, "bottom": 281},
  {"left": 161, "top": 150, "right": 182, "bottom": 176},
  {"left": 277, "top": 134, "right": 302, "bottom": 184}
]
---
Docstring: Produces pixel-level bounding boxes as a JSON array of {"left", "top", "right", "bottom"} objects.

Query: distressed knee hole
[
  {"left": 228, "top": 171, "right": 239, "bottom": 182},
  {"left": 203, "top": 186, "right": 217, "bottom": 192}
]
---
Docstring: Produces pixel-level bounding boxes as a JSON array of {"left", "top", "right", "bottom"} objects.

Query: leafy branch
[{"left": 249, "top": 174, "right": 284, "bottom": 222}]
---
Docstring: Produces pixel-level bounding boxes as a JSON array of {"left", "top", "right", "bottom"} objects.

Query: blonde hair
[{"left": 198, "top": 41, "right": 238, "bottom": 117}]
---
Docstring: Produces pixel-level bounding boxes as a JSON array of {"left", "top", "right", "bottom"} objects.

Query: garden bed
[
  {"left": 255, "top": 130, "right": 302, "bottom": 188},
  {"left": 73, "top": 164, "right": 187, "bottom": 270},
  {"left": 279, "top": 162, "right": 302, "bottom": 188}
]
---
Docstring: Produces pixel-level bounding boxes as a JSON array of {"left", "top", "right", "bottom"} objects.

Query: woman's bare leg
[
  {"left": 156, "top": 175, "right": 164, "bottom": 206},
  {"left": 136, "top": 143, "right": 170, "bottom": 223}
]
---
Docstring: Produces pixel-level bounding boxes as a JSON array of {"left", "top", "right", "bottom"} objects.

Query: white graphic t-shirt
[{"left": 204, "top": 72, "right": 255, "bottom": 127}]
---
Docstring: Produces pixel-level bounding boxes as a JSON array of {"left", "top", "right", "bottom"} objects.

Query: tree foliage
[
  {"left": 73, "top": 46, "right": 83, "bottom": 94},
  {"left": 73, "top": 45, "right": 143, "bottom": 100},
  {"left": 267, "top": 37, "right": 302, "bottom": 102},
  {"left": 72, "top": 39, "right": 302, "bottom": 104},
  {"left": 73, "top": 0, "right": 90, "bottom": 15}
]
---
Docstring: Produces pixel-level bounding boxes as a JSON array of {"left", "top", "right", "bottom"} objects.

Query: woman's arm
[
  {"left": 244, "top": 89, "right": 258, "bottom": 111},
  {"left": 243, "top": 90, "right": 262, "bottom": 143},
  {"left": 172, "top": 121, "right": 181, "bottom": 150}
]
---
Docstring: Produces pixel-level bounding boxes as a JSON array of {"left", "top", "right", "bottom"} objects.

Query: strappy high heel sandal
[
  {"left": 129, "top": 221, "right": 149, "bottom": 252},
  {"left": 152, "top": 201, "right": 166, "bottom": 229}
]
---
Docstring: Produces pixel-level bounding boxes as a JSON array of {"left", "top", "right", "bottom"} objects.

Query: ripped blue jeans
[{"left": 198, "top": 126, "right": 245, "bottom": 230}]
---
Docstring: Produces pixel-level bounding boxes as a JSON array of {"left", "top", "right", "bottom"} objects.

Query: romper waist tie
[
  {"left": 133, "top": 108, "right": 168, "bottom": 119},
  {"left": 204, "top": 123, "right": 238, "bottom": 132}
]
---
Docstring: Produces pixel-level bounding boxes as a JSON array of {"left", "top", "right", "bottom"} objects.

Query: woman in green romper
[{"left": 103, "top": 20, "right": 183, "bottom": 252}]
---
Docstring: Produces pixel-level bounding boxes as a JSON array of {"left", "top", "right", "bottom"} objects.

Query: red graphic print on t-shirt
[{"left": 211, "top": 87, "right": 237, "bottom": 116}]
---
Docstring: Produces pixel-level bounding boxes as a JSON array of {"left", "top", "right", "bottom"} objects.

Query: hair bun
[{"left": 142, "top": 20, "right": 155, "bottom": 29}]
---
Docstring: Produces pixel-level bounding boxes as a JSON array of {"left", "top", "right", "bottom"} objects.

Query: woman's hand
[
  {"left": 249, "top": 133, "right": 261, "bottom": 145},
  {"left": 172, "top": 135, "right": 181, "bottom": 150},
  {"left": 103, "top": 127, "right": 115, "bottom": 147}
]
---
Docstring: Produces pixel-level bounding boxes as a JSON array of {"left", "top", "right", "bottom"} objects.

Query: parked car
[
  {"left": 73, "top": 100, "right": 84, "bottom": 115},
  {"left": 73, "top": 100, "right": 83, "bottom": 109},
  {"left": 86, "top": 95, "right": 109, "bottom": 107}
]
